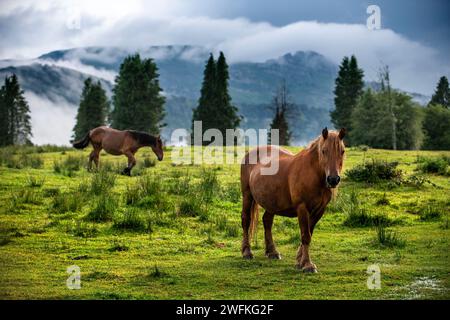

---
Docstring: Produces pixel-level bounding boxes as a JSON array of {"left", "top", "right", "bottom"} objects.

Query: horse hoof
[
  {"left": 242, "top": 253, "right": 254, "bottom": 260},
  {"left": 295, "top": 264, "right": 318, "bottom": 273},
  {"left": 266, "top": 252, "right": 281, "bottom": 260},
  {"left": 302, "top": 267, "right": 318, "bottom": 273}
]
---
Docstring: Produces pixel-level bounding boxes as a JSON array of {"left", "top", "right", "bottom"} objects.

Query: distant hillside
[
  {"left": 0, "top": 46, "right": 341, "bottom": 144},
  {"left": 0, "top": 64, "right": 113, "bottom": 105}
]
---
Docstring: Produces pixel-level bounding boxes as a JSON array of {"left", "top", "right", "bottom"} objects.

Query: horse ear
[
  {"left": 338, "top": 128, "right": 346, "bottom": 140},
  {"left": 322, "top": 127, "right": 328, "bottom": 140}
]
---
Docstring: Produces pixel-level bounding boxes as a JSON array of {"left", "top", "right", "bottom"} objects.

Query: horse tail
[
  {"left": 72, "top": 132, "right": 90, "bottom": 149},
  {"left": 249, "top": 200, "right": 259, "bottom": 241}
]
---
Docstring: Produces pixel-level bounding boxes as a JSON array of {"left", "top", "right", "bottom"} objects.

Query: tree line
[
  {"left": 329, "top": 55, "right": 449, "bottom": 150},
  {"left": 0, "top": 52, "right": 448, "bottom": 150}
]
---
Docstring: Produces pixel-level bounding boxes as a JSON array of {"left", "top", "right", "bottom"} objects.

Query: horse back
[{"left": 90, "top": 126, "right": 129, "bottom": 155}]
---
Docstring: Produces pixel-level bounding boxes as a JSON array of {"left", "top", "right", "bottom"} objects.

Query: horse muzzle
[{"left": 326, "top": 175, "right": 340, "bottom": 188}]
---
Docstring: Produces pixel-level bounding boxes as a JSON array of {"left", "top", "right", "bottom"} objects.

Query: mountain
[{"left": 0, "top": 46, "right": 339, "bottom": 145}]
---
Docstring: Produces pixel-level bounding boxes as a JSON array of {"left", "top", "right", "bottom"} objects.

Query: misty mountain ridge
[{"left": 0, "top": 46, "right": 430, "bottom": 145}]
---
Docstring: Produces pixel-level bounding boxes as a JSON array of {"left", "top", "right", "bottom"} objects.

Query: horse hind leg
[
  {"left": 263, "top": 211, "right": 281, "bottom": 259},
  {"left": 241, "top": 191, "right": 254, "bottom": 259},
  {"left": 89, "top": 147, "right": 101, "bottom": 171}
]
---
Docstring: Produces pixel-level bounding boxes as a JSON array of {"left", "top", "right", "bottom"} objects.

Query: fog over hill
[{"left": 0, "top": 46, "right": 430, "bottom": 145}]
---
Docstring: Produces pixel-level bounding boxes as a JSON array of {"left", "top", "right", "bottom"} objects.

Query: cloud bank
[{"left": 1, "top": 1, "right": 448, "bottom": 95}]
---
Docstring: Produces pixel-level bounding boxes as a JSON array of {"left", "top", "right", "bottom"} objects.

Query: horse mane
[
  {"left": 127, "top": 130, "right": 157, "bottom": 146},
  {"left": 305, "top": 135, "right": 322, "bottom": 152}
]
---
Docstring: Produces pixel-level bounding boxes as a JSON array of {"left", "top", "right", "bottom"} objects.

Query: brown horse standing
[
  {"left": 240, "top": 127, "right": 346, "bottom": 272},
  {"left": 72, "top": 126, "right": 164, "bottom": 176}
]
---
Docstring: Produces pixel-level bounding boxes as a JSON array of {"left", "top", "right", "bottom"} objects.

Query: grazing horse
[
  {"left": 240, "top": 127, "right": 346, "bottom": 272},
  {"left": 72, "top": 126, "right": 164, "bottom": 176}
]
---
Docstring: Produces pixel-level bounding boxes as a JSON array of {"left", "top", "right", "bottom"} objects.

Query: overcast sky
[{"left": 0, "top": 0, "right": 449, "bottom": 95}]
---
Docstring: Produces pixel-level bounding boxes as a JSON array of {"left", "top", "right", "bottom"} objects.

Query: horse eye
[
  {"left": 322, "top": 149, "right": 326, "bottom": 154},
  {"left": 342, "top": 150, "right": 345, "bottom": 155}
]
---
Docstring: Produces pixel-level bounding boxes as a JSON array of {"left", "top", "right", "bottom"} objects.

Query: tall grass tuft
[
  {"left": 419, "top": 204, "right": 443, "bottom": 221},
  {"left": 26, "top": 175, "right": 45, "bottom": 188},
  {"left": 3, "top": 153, "right": 44, "bottom": 169},
  {"left": 113, "top": 209, "right": 147, "bottom": 232},
  {"left": 198, "top": 168, "right": 220, "bottom": 203},
  {"left": 86, "top": 194, "right": 117, "bottom": 222},
  {"left": 90, "top": 169, "right": 116, "bottom": 195},
  {"left": 178, "top": 197, "right": 205, "bottom": 218},
  {"left": 375, "top": 224, "right": 406, "bottom": 248},
  {"left": 51, "top": 192, "right": 83, "bottom": 214},
  {"left": 53, "top": 155, "right": 85, "bottom": 176},
  {"left": 341, "top": 189, "right": 394, "bottom": 227}
]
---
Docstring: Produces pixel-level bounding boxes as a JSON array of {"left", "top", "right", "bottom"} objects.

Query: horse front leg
[
  {"left": 296, "top": 203, "right": 317, "bottom": 273},
  {"left": 122, "top": 151, "right": 136, "bottom": 176}
]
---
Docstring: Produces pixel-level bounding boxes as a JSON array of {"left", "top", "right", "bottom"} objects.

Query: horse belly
[
  {"left": 102, "top": 132, "right": 126, "bottom": 155},
  {"left": 250, "top": 174, "right": 291, "bottom": 213}
]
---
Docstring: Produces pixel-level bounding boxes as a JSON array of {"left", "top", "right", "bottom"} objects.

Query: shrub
[
  {"left": 375, "top": 225, "right": 406, "bottom": 248},
  {"left": 416, "top": 156, "right": 449, "bottom": 175},
  {"left": 346, "top": 160, "right": 402, "bottom": 183},
  {"left": 86, "top": 194, "right": 117, "bottom": 222},
  {"left": 113, "top": 209, "right": 147, "bottom": 232}
]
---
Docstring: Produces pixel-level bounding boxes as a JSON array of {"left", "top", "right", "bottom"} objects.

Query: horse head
[
  {"left": 318, "top": 127, "right": 346, "bottom": 188},
  {"left": 151, "top": 135, "right": 164, "bottom": 161}
]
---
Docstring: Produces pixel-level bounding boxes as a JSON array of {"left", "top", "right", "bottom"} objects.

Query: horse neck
[
  {"left": 130, "top": 131, "right": 156, "bottom": 148},
  {"left": 293, "top": 143, "right": 326, "bottom": 186}
]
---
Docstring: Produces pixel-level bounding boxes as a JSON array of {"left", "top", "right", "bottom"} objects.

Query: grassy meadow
[{"left": 0, "top": 145, "right": 449, "bottom": 299}]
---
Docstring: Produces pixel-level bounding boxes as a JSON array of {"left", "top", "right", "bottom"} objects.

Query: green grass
[{"left": 0, "top": 146, "right": 449, "bottom": 299}]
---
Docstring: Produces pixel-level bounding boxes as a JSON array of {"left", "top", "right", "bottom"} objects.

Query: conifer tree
[
  {"left": 192, "top": 52, "right": 240, "bottom": 145},
  {"left": 72, "top": 78, "right": 109, "bottom": 140},
  {"left": 429, "top": 76, "right": 449, "bottom": 108},
  {"left": 111, "top": 54, "right": 165, "bottom": 134},
  {"left": 0, "top": 74, "right": 32, "bottom": 146},
  {"left": 330, "top": 55, "right": 364, "bottom": 144}
]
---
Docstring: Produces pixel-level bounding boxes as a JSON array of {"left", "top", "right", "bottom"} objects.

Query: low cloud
[{"left": 26, "top": 92, "right": 76, "bottom": 145}]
